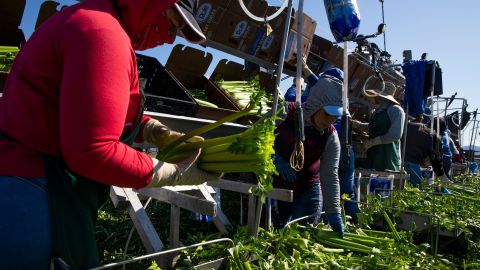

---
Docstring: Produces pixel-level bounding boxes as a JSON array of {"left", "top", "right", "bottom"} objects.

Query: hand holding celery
[{"left": 156, "top": 84, "right": 279, "bottom": 201}]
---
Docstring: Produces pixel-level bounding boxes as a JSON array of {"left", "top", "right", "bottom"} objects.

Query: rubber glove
[
  {"left": 350, "top": 119, "right": 363, "bottom": 130},
  {"left": 143, "top": 119, "right": 203, "bottom": 150},
  {"left": 326, "top": 213, "right": 346, "bottom": 238},
  {"left": 441, "top": 187, "right": 451, "bottom": 194},
  {"left": 146, "top": 148, "right": 221, "bottom": 187},
  {"left": 273, "top": 153, "right": 297, "bottom": 183},
  {"left": 359, "top": 136, "right": 383, "bottom": 152},
  {"left": 301, "top": 57, "right": 314, "bottom": 79}
]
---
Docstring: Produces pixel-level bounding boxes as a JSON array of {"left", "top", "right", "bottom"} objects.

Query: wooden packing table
[{"left": 109, "top": 178, "right": 293, "bottom": 269}]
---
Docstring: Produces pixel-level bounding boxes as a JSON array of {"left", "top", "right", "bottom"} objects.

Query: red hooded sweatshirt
[{"left": 0, "top": 0, "right": 177, "bottom": 188}]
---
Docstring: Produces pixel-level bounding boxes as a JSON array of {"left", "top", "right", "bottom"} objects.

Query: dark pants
[
  {"left": 0, "top": 176, "right": 52, "bottom": 270},
  {"left": 339, "top": 148, "right": 359, "bottom": 223},
  {"left": 276, "top": 183, "right": 321, "bottom": 228},
  {"left": 404, "top": 161, "right": 422, "bottom": 186},
  {"left": 443, "top": 155, "right": 452, "bottom": 179}
]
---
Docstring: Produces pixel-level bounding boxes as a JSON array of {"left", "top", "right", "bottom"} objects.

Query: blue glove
[
  {"left": 273, "top": 154, "right": 297, "bottom": 183},
  {"left": 326, "top": 213, "right": 346, "bottom": 238},
  {"left": 441, "top": 187, "right": 451, "bottom": 194}
]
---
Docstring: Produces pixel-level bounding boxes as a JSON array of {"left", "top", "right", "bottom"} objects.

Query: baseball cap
[
  {"left": 324, "top": 105, "right": 343, "bottom": 117},
  {"left": 174, "top": 0, "right": 206, "bottom": 44}
]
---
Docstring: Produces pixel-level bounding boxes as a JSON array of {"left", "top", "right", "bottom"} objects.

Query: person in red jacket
[{"left": 0, "top": 0, "right": 220, "bottom": 269}]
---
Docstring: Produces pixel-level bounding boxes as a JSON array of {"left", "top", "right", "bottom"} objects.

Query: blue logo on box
[
  {"left": 421, "top": 170, "right": 433, "bottom": 179},
  {"left": 368, "top": 176, "right": 393, "bottom": 197},
  {"left": 232, "top": 21, "right": 248, "bottom": 38},
  {"left": 261, "top": 34, "right": 274, "bottom": 50},
  {"left": 196, "top": 3, "right": 212, "bottom": 23}
]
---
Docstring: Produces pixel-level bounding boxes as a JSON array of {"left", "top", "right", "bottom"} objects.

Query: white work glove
[
  {"left": 359, "top": 136, "right": 383, "bottom": 152},
  {"left": 301, "top": 57, "right": 314, "bottom": 80},
  {"left": 350, "top": 119, "right": 364, "bottom": 130},
  {"left": 143, "top": 119, "right": 203, "bottom": 150},
  {"left": 146, "top": 148, "right": 222, "bottom": 187}
]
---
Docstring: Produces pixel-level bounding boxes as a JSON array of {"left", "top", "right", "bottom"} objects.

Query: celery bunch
[
  {"left": 217, "top": 79, "right": 271, "bottom": 114},
  {"left": 0, "top": 46, "right": 19, "bottom": 72},
  {"left": 157, "top": 89, "right": 279, "bottom": 202}
]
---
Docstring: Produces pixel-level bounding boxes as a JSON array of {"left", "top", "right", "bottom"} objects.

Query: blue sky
[{"left": 20, "top": 0, "right": 480, "bottom": 146}]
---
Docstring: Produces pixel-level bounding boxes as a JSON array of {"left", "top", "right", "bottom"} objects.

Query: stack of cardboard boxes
[
  {"left": 165, "top": 45, "right": 277, "bottom": 124},
  {"left": 196, "top": 0, "right": 317, "bottom": 66}
]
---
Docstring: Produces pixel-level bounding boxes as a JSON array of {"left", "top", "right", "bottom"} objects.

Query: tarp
[{"left": 402, "top": 60, "right": 427, "bottom": 117}]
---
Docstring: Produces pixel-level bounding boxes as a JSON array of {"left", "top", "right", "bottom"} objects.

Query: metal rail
[{"left": 88, "top": 238, "right": 234, "bottom": 270}]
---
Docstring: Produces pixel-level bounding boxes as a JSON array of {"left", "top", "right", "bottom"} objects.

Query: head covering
[
  {"left": 116, "top": 0, "right": 177, "bottom": 50},
  {"left": 321, "top": 67, "right": 344, "bottom": 82},
  {"left": 303, "top": 76, "right": 344, "bottom": 120},
  {"left": 175, "top": 0, "right": 206, "bottom": 44},
  {"left": 364, "top": 81, "right": 399, "bottom": 105}
]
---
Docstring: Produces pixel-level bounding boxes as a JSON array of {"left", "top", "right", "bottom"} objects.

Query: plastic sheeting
[
  {"left": 402, "top": 60, "right": 427, "bottom": 117},
  {"left": 323, "top": 0, "right": 361, "bottom": 42}
]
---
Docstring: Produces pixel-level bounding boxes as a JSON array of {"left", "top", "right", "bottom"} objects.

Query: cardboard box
[
  {"left": 309, "top": 35, "right": 333, "bottom": 59},
  {"left": 196, "top": 0, "right": 231, "bottom": 40},
  {"left": 212, "top": 11, "right": 264, "bottom": 54},
  {"left": 210, "top": 59, "right": 277, "bottom": 124},
  {"left": 306, "top": 35, "right": 333, "bottom": 74},
  {"left": 210, "top": 59, "right": 276, "bottom": 95},
  {"left": 196, "top": 0, "right": 268, "bottom": 55},
  {"left": 284, "top": 12, "right": 317, "bottom": 65},
  {"left": 256, "top": 10, "right": 316, "bottom": 66},
  {"left": 254, "top": 7, "right": 292, "bottom": 64},
  {"left": 349, "top": 61, "right": 377, "bottom": 98},
  {"left": 165, "top": 45, "right": 241, "bottom": 121}
]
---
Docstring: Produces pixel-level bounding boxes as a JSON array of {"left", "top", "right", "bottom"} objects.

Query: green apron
[
  {"left": 47, "top": 111, "right": 143, "bottom": 269},
  {"left": 366, "top": 110, "right": 401, "bottom": 171}
]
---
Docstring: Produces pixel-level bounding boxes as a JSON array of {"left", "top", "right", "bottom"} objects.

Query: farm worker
[
  {"left": 272, "top": 72, "right": 346, "bottom": 237},
  {"left": 441, "top": 129, "right": 453, "bottom": 180},
  {"left": 404, "top": 114, "right": 444, "bottom": 186},
  {"left": 352, "top": 82, "right": 406, "bottom": 171},
  {"left": 283, "top": 57, "right": 344, "bottom": 103},
  {"left": 0, "top": 0, "right": 221, "bottom": 269},
  {"left": 284, "top": 64, "right": 359, "bottom": 223},
  {"left": 283, "top": 58, "right": 323, "bottom": 103},
  {"left": 469, "top": 161, "right": 478, "bottom": 174}
]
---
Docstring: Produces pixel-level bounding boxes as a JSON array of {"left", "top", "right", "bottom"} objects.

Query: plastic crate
[{"left": 136, "top": 53, "right": 196, "bottom": 116}]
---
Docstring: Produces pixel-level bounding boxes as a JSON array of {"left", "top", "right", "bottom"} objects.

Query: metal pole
[
  {"left": 401, "top": 105, "right": 409, "bottom": 174},
  {"left": 379, "top": 0, "right": 387, "bottom": 52},
  {"left": 469, "top": 110, "right": 478, "bottom": 161},
  {"left": 342, "top": 41, "right": 351, "bottom": 159},
  {"left": 458, "top": 100, "right": 466, "bottom": 146},
  {"left": 261, "top": 0, "right": 295, "bottom": 236},
  {"left": 272, "top": 0, "right": 294, "bottom": 115},
  {"left": 436, "top": 96, "right": 440, "bottom": 137},
  {"left": 429, "top": 61, "right": 436, "bottom": 133},
  {"left": 472, "top": 113, "right": 478, "bottom": 158}
]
